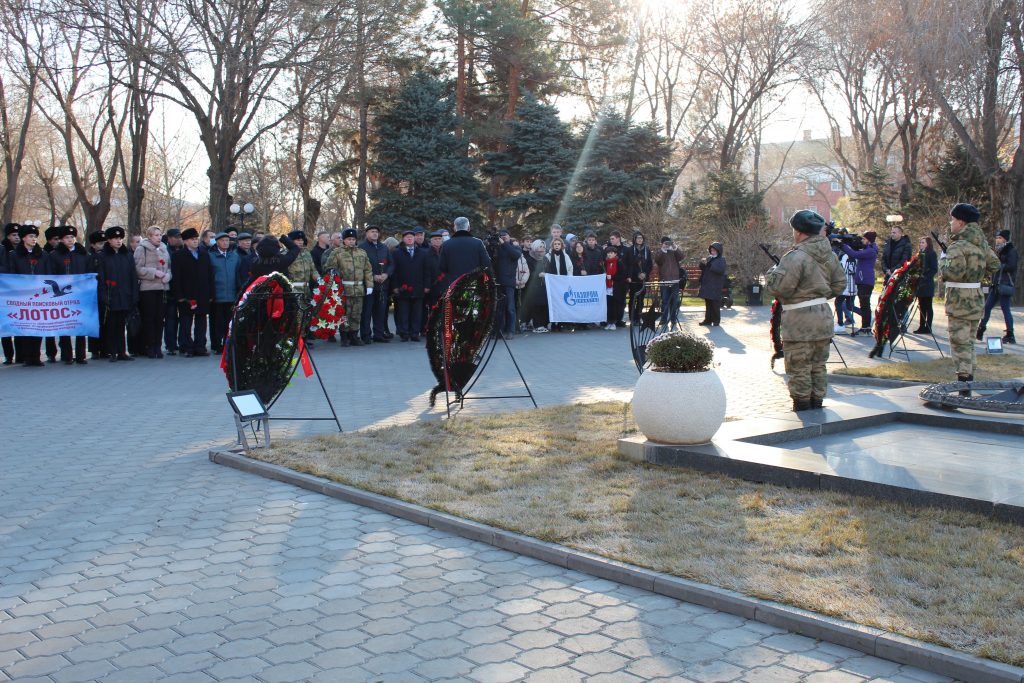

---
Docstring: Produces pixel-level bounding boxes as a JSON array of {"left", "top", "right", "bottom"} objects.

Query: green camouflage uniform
[
  {"left": 766, "top": 234, "right": 847, "bottom": 401},
  {"left": 287, "top": 249, "right": 317, "bottom": 307},
  {"left": 323, "top": 245, "right": 373, "bottom": 332},
  {"left": 938, "top": 222, "right": 1000, "bottom": 375}
]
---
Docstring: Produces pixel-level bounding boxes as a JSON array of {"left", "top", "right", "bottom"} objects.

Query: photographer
[
  {"left": 653, "top": 236, "right": 685, "bottom": 328},
  {"left": 491, "top": 229, "right": 523, "bottom": 339},
  {"left": 840, "top": 231, "right": 878, "bottom": 333}
]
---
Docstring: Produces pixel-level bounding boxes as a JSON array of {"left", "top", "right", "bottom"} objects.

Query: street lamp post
[{"left": 229, "top": 202, "right": 256, "bottom": 232}]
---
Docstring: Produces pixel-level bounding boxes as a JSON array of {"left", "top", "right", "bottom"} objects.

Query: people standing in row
[
  {"left": 48, "top": 226, "right": 93, "bottom": 364},
  {"left": 976, "top": 229, "right": 1018, "bottom": 345},
  {"left": 8, "top": 225, "right": 49, "bottom": 365},
  {"left": 697, "top": 242, "right": 726, "bottom": 327},
  {"left": 360, "top": 226, "right": 394, "bottom": 344}
]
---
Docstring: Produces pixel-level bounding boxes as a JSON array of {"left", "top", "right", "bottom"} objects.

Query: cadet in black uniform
[
  {"left": 48, "top": 226, "right": 94, "bottom": 364},
  {"left": 8, "top": 225, "right": 51, "bottom": 366},
  {"left": 95, "top": 226, "right": 139, "bottom": 361}
]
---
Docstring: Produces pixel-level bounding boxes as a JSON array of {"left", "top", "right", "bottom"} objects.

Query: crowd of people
[
  {"left": 829, "top": 221, "right": 1016, "bottom": 345},
  {"left": 1, "top": 218, "right": 736, "bottom": 367},
  {"left": 2, "top": 210, "right": 1015, "bottom": 372}
]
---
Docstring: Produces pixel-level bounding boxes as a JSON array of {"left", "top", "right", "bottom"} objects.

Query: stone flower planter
[{"left": 632, "top": 368, "right": 726, "bottom": 444}]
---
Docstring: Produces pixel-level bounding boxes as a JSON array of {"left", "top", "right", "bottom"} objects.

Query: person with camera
[
  {"left": 840, "top": 231, "right": 878, "bottom": 333},
  {"left": 940, "top": 203, "right": 1000, "bottom": 389},
  {"left": 766, "top": 211, "right": 846, "bottom": 411},
  {"left": 487, "top": 230, "right": 522, "bottom": 339},
  {"left": 653, "top": 236, "right": 684, "bottom": 329},
  {"left": 976, "top": 229, "right": 1018, "bottom": 344},
  {"left": 697, "top": 242, "right": 726, "bottom": 327}
]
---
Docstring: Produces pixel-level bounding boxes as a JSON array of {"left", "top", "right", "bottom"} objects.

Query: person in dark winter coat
[
  {"left": 209, "top": 231, "right": 241, "bottom": 353},
  {"left": 170, "top": 227, "right": 215, "bottom": 357},
  {"left": 913, "top": 236, "right": 939, "bottom": 334},
  {"left": 391, "top": 229, "right": 432, "bottom": 341},
  {"left": 438, "top": 217, "right": 491, "bottom": 294},
  {"left": 653, "top": 236, "right": 685, "bottom": 328},
  {"left": 96, "top": 226, "right": 140, "bottom": 362},
  {"left": 423, "top": 230, "right": 445, "bottom": 319},
  {"left": 8, "top": 224, "right": 51, "bottom": 365},
  {"left": 882, "top": 226, "right": 913, "bottom": 282},
  {"left": 48, "top": 225, "right": 94, "bottom": 363},
  {"left": 243, "top": 234, "right": 301, "bottom": 285},
  {"left": 580, "top": 232, "right": 604, "bottom": 276},
  {"left": 491, "top": 229, "right": 523, "bottom": 339},
  {"left": 0, "top": 226, "right": 12, "bottom": 364},
  {"left": 698, "top": 241, "right": 727, "bottom": 326},
  {"left": 360, "top": 225, "right": 396, "bottom": 343},
  {"left": 627, "top": 231, "right": 653, "bottom": 322},
  {"left": 603, "top": 231, "right": 632, "bottom": 326},
  {"left": 840, "top": 231, "right": 879, "bottom": 332},
  {"left": 977, "top": 229, "right": 1018, "bottom": 344}
]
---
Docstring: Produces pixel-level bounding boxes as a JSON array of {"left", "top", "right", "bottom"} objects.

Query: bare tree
[
  {"left": 692, "top": 0, "right": 807, "bottom": 171},
  {"left": 0, "top": 0, "right": 40, "bottom": 224},
  {"left": 894, "top": 0, "right": 1023, "bottom": 300}
]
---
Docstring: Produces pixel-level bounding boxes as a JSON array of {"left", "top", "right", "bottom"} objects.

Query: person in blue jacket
[{"left": 841, "top": 231, "right": 879, "bottom": 333}]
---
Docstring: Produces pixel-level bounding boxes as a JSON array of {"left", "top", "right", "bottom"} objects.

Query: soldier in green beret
[{"left": 766, "top": 210, "right": 847, "bottom": 411}]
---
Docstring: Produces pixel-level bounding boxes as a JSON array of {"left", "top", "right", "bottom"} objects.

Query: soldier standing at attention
[
  {"left": 766, "top": 210, "right": 847, "bottom": 411},
  {"left": 939, "top": 203, "right": 1000, "bottom": 392},
  {"left": 323, "top": 228, "right": 373, "bottom": 347}
]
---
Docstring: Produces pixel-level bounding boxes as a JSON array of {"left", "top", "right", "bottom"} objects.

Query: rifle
[
  {"left": 758, "top": 243, "right": 781, "bottom": 266},
  {"left": 931, "top": 231, "right": 948, "bottom": 253}
]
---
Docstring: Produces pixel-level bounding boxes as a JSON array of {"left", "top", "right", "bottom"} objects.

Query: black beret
[
  {"left": 61, "top": 225, "right": 78, "bottom": 238},
  {"left": 4, "top": 222, "right": 18, "bottom": 236},
  {"left": 997, "top": 229, "right": 1011, "bottom": 240},
  {"left": 18, "top": 224, "right": 39, "bottom": 238},
  {"left": 790, "top": 210, "right": 825, "bottom": 235},
  {"left": 342, "top": 228, "right": 357, "bottom": 240},
  {"left": 44, "top": 226, "right": 61, "bottom": 240},
  {"left": 104, "top": 226, "right": 126, "bottom": 239},
  {"left": 180, "top": 228, "right": 199, "bottom": 240},
  {"left": 950, "top": 203, "right": 980, "bottom": 223},
  {"left": 287, "top": 230, "right": 307, "bottom": 242},
  {"left": 88, "top": 231, "right": 106, "bottom": 244}
]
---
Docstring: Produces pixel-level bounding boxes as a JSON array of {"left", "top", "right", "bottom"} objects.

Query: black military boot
[
  {"left": 957, "top": 374, "right": 973, "bottom": 397},
  {"left": 792, "top": 397, "right": 813, "bottom": 412},
  {"left": 975, "top": 325, "right": 985, "bottom": 341},
  {"left": 339, "top": 333, "right": 350, "bottom": 347},
  {"left": 348, "top": 332, "right": 363, "bottom": 347},
  {"left": 810, "top": 397, "right": 823, "bottom": 409}
]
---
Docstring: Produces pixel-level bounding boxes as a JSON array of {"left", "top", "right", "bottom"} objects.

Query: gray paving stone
[{"left": 0, "top": 313, "right": 993, "bottom": 683}]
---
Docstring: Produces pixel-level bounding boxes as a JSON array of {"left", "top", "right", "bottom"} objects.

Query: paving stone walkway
[{"left": 4, "top": 303, "right": 1014, "bottom": 682}]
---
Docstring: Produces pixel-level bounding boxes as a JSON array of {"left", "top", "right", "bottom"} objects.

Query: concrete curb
[
  {"left": 210, "top": 448, "right": 1024, "bottom": 683},
  {"left": 828, "top": 374, "right": 925, "bottom": 388}
]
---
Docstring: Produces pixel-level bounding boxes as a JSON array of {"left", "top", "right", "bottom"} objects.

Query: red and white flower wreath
[{"left": 308, "top": 272, "right": 347, "bottom": 339}]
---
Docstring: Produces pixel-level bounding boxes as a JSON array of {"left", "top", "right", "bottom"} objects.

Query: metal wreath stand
[{"left": 226, "top": 289, "right": 343, "bottom": 444}]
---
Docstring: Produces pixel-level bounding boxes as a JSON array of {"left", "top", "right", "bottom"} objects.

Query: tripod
[{"left": 883, "top": 299, "right": 944, "bottom": 360}]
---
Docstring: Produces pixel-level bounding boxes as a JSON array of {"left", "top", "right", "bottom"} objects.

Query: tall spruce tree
[
  {"left": 367, "top": 72, "right": 483, "bottom": 231},
  {"left": 481, "top": 94, "right": 578, "bottom": 228},
  {"left": 851, "top": 164, "right": 898, "bottom": 232},
  {"left": 562, "top": 111, "right": 674, "bottom": 226}
]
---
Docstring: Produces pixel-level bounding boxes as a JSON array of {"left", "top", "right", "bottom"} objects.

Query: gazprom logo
[{"left": 563, "top": 287, "right": 600, "bottom": 306}]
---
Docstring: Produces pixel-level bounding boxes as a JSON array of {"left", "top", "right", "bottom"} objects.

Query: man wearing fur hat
[
  {"left": 8, "top": 224, "right": 51, "bottom": 366},
  {"left": 323, "top": 228, "right": 373, "bottom": 346},
  {"left": 940, "top": 203, "right": 1000, "bottom": 389},
  {"left": 170, "top": 227, "right": 214, "bottom": 357},
  {"left": 766, "top": 211, "right": 847, "bottom": 411},
  {"left": 48, "top": 226, "right": 93, "bottom": 364}
]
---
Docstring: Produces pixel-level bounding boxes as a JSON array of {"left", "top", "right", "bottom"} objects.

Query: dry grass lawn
[
  {"left": 835, "top": 354, "right": 1023, "bottom": 383},
  {"left": 253, "top": 402, "right": 1024, "bottom": 666}
]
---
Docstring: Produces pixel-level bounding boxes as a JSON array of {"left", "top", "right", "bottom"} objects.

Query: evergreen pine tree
[
  {"left": 563, "top": 111, "right": 675, "bottom": 226},
  {"left": 678, "top": 168, "right": 765, "bottom": 227},
  {"left": 367, "top": 72, "right": 483, "bottom": 231},
  {"left": 481, "top": 94, "right": 578, "bottom": 229},
  {"left": 851, "top": 164, "right": 898, "bottom": 232}
]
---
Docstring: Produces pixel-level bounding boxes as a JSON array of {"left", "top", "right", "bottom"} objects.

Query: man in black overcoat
[
  {"left": 170, "top": 227, "right": 215, "bottom": 356},
  {"left": 391, "top": 229, "right": 432, "bottom": 341}
]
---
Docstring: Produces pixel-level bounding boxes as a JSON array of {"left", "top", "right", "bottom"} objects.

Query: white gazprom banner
[{"left": 545, "top": 274, "right": 606, "bottom": 323}]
